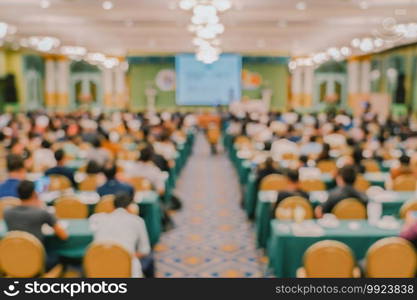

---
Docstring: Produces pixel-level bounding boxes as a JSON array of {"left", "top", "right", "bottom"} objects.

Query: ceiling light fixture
[
  {"left": 359, "top": 1, "right": 369, "bottom": 10},
  {"left": 102, "top": 1, "right": 114, "bottom": 10},
  {"left": 296, "top": 1, "right": 307, "bottom": 11},
  {"left": 40, "top": 0, "right": 50, "bottom": 9},
  {"left": 180, "top": 0, "right": 232, "bottom": 64},
  {"left": 0, "top": 22, "right": 9, "bottom": 39}
]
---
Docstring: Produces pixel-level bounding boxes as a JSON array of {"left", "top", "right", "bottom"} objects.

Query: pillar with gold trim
[
  {"left": 56, "top": 56, "right": 69, "bottom": 110},
  {"left": 44, "top": 56, "right": 56, "bottom": 109},
  {"left": 102, "top": 67, "right": 113, "bottom": 109},
  {"left": 347, "top": 57, "right": 361, "bottom": 110},
  {"left": 360, "top": 58, "right": 371, "bottom": 96},
  {"left": 303, "top": 66, "right": 314, "bottom": 107},
  {"left": 291, "top": 67, "right": 303, "bottom": 108},
  {"left": 114, "top": 63, "right": 127, "bottom": 110}
]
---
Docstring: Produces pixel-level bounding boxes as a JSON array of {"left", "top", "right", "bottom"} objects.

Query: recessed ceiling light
[
  {"left": 102, "top": 1, "right": 113, "bottom": 10},
  {"left": 40, "top": 0, "right": 50, "bottom": 9},
  {"left": 296, "top": 1, "right": 307, "bottom": 11}
]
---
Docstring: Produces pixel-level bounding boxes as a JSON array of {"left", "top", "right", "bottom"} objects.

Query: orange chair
[
  {"left": 54, "top": 196, "right": 88, "bottom": 219},
  {"left": 84, "top": 242, "right": 132, "bottom": 278},
  {"left": 259, "top": 174, "right": 288, "bottom": 191}
]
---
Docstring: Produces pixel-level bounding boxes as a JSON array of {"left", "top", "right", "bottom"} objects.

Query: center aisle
[{"left": 155, "top": 133, "right": 266, "bottom": 277}]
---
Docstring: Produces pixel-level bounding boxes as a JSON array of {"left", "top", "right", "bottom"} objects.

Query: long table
[
  {"left": 245, "top": 172, "right": 390, "bottom": 221},
  {"left": 40, "top": 190, "right": 162, "bottom": 247},
  {"left": 256, "top": 190, "right": 412, "bottom": 248},
  {"left": 267, "top": 219, "right": 401, "bottom": 278},
  {"left": 0, "top": 219, "right": 92, "bottom": 259}
]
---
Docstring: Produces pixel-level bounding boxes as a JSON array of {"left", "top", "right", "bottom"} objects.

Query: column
[
  {"left": 114, "top": 64, "right": 127, "bottom": 110},
  {"left": 56, "top": 56, "right": 69, "bottom": 110},
  {"left": 303, "top": 66, "right": 314, "bottom": 107},
  {"left": 360, "top": 58, "right": 371, "bottom": 95},
  {"left": 44, "top": 56, "right": 56, "bottom": 109},
  {"left": 102, "top": 67, "right": 113, "bottom": 109},
  {"left": 291, "top": 67, "right": 303, "bottom": 108},
  {"left": 347, "top": 57, "right": 361, "bottom": 110}
]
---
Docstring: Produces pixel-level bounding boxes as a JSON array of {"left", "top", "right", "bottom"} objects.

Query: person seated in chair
[
  {"left": 0, "top": 154, "right": 26, "bottom": 199},
  {"left": 124, "top": 147, "right": 166, "bottom": 195},
  {"left": 45, "top": 149, "right": 77, "bottom": 187},
  {"left": 272, "top": 169, "right": 309, "bottom": 213},
  {"left": 97, "top": 164, "right": 134, "bottom": 198},
  {"left": 391, "top": 154, "right": 413, "bottom": 180},
  {"left": 89, "top": 192, "right": 153, "bottom": 278},
  {"left": 315, "top": 165, "right": 368, "bottom": 218},
  {"left": 4, "top": 180, "right": 68, "bottom": 270},
  {"left": 255, "top": 157, "right": 281, "bottom": 189}
]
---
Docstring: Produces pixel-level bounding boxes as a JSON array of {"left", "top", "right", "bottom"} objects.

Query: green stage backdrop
[{"left": 128, "top": 56, "right": 289, "bottom": 111}]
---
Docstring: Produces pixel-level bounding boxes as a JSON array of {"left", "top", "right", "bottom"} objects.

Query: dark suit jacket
[{"left": 321, "top": 185, "right": 368, "bottom": 214}]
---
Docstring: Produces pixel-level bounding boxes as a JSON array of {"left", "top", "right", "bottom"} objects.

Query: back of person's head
[
  {"left": 103, "top": 164, "right": 117, "bottom": 180},
  {"left": 139, "top": 147, "right": 153, "bottom": 162},
  {"left": 92, "top": 139, "right": 101, "bottom": 148},
  {"left": 309, "top": 136, "right": 317, "bottom": 143},
  {"left": 322, "top": 143, "right": 331, "bottom": 152},
  {"left": 159, "top": 131, "right": 170, "bottom": 142},
  {"left": 264, "top": 141, "right": 272, "bottom": 151},
  {"left": 352, "top": 147, "right": 363, "bottom": 164},
  {"left": 17, "top": 180, "right": 35, "bottom": 201},
  {"left": 41, "top": 139, "right": 52, "bottom": 149},
  {"left": 299, "top": 155, "right": 308, "bottom": 166},
  {"left": 86, "top": 160, "right": 102, "bottom": 174},
  {"left": 338, "top": 165, "right": 357, "bottom": 185},
  {"left": 54, "top": 149, "right": 65, "bottom": 162},
  {"left": 114, "top": 192, "right": 133, "bottom": 209},
  {"left": 6, "top": 154, "right": 24, "bottom": 172},
  {"left": 400, "top": 154, "right": 410, "bottom": 165},
  {"left": 286, "top": 169, "right": 299, "bottom": 184},
  {"left": 264, "top": 157, "right": 274, "bottom": 168}
]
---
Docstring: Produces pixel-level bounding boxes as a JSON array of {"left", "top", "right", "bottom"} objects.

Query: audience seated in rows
[
  {"left": 272, "top": 169, "right": 309, "bottom": 213},
  {"left": 0, "top": 154, "right": 26, "bottom": 198},
  {"left": 45, "top": 149, "right": 77, "bottom": 187},
  {"left": 89, "top": 192, "right": 153, "bottom": 278},
  {"left": 3, "top": 180, "right": 68, "bottom": 270},
  {"left": 316, "top": 165, "right": 368, "bottom": 218},
  {"left": 97, "top": 164, "right": 134, "bottom": 198}
]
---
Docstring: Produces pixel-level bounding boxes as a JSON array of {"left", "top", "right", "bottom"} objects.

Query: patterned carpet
[{"left": 155, "top": 133, "right": 267, "bottom": 278}]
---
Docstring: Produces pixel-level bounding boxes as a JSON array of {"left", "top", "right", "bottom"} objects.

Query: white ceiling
[{"left": 1, "top": 0, "right": 417, "bottom": 56}]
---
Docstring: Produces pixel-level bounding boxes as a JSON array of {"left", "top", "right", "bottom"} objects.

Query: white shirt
[
  {"left": 271, "top": 138, "right": 299, "bottom": 158},
  {"left": 86, "top": 148, "right": 111, "bottom": 166},
  {"left": 124, "top": 161, "right": 166, "bottom": 192},
  {"left": 89, "top": 209, "right": 151, "bottom": 278},
  {"left": 153, "top": 142, "right": 177, "bottom": 161},
  {"left": 33, "top": 148, "right": 56, "bottom": 170}
]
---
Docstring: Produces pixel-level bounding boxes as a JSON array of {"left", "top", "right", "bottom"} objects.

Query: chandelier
[{"left": 179, "top": 0, "right": 232, "bottom": 64}]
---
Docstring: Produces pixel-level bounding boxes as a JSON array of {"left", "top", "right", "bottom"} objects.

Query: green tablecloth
[
  {"left": 246, "top": 171, "right": 390, "bottom": 221},
  {"left": 267, "top": 219, "right": 401, "bottom": 278},
  {"left": 256, "top": 190, "right": 412, "bottom": 249},
  {"left": 309, "top": 190, "right": 413, "bottom": 217},
  {"left": 42, "top": 191, "right": 162, "bottom": 247},
  {"left": 0, "top": 196, "right": 163, "bottom": 258},
  {"left": 244, "top": 173, "right": 258, "bottom": 219},
  {"left": 321, "top": 172, "right": 388, "bottom": 189},
  {"left": 0, "top": 219, "right": 93, "bottom": 259}
]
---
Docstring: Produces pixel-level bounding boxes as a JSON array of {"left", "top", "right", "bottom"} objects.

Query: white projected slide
[{"left": 175, "top": 54, "right": 242, "bottom": 106}]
